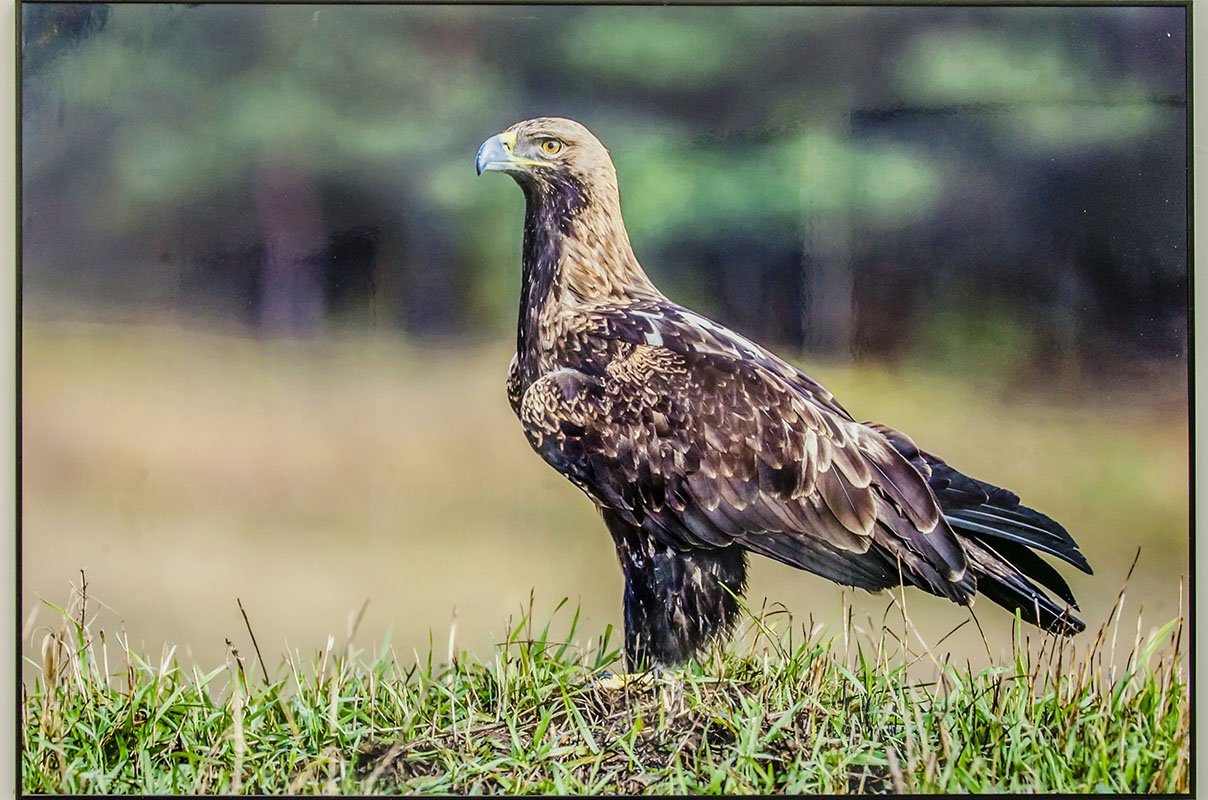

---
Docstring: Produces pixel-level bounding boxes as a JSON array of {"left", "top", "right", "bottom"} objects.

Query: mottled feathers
[{"left": 518, "top": 300, "right": 978, "bottom": 605}]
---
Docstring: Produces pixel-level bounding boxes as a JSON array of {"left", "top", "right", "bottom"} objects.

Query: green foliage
[
  {"left": 786, "top": 132, "right": 944, "bottom": 225},
  {"left": 26, "top": 4, "right": 1177, "bottom": 241},
  {"left": 562, "top": 10, "right": 743, "bottom": 90},
  {"left": 23, "top": 584, "right": 1189, "bottom": 794},
  {"left": 22, "top": 5, "right": 1185, "bottom": 349},
  {"left": 894, "top": 28, "right": 1163, "bottom": 151},
  {"left": 896, "top": 31, "right": 1092, "bottom": 106},
  {"left": 35, "top": 5, "right": 509, "bottom": 227},
  {"left": 1011, "top": 103, "right": 1160, "bottom": 152},
  {"left": 606, "top": 126, "right": 943, "bottom": 249}
]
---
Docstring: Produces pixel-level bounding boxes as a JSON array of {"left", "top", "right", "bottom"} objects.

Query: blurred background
[{"left": 21, "top": 4, "right": 1188, "bottom": 676}]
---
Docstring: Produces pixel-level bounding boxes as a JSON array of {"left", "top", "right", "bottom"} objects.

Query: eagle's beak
[
  {"left": 475, "top": 133, "right": 511, "bottom": 175},
  {"left": 475, "top": 130, "right": 545, "bottom": 175}
]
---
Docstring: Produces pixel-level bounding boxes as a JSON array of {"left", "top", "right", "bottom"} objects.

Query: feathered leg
[{"left": 601, "top": 509, "right": 748, "bottom": 670}]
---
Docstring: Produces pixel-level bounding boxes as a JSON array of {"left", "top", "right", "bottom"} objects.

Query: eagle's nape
[{"left": 479, "top": 117, "right": 1093, "bottom": 670}]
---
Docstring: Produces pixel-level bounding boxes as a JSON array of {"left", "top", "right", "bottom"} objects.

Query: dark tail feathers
[
  {"left": 866, "top": 422, "right": 1092, "bottom": 636},
  {"left": 943, "top": 495, "right": 1091, "bottom": 574},
  {"left": 958, "top": 532, "right": 1087, "bottom": 635},
  {"left": 939, "top": 476, "right": 1091, "bottom": 636}
]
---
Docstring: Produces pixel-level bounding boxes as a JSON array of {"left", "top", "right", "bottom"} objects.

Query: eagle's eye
[{"left": 539, "top": 138, "right": 563, "bottom": 156}]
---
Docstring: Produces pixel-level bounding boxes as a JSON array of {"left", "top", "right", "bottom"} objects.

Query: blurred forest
[
  {"left": 19, "top": 4, "right": 1190, "bottom": 673},
  {"left": 21, "top": 4, "right": 1188, "bottom": 373}
]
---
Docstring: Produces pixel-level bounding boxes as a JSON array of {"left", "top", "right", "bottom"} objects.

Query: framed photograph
[{"left": 18, "top": 2, "right": 1191, "bottom": 793}]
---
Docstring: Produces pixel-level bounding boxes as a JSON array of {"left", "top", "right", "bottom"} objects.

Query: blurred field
[{"left": 20, "top": 319, "right": 1189, "bottom": 679}]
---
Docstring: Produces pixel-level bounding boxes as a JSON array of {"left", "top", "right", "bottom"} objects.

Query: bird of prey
[{"left": 476, "top": 117, "right": 1092, "bottom": 670}]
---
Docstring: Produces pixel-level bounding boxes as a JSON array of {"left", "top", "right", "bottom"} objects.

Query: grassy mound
[{"left": 22, "top": 583, "right": 1188, "bottom": 794}]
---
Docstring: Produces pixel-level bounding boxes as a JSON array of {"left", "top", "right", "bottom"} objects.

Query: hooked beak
[{"left": 475, "top": 130, "right": 545, "bottom": 175}]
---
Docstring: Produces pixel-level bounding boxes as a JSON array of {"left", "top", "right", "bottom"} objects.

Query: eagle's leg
[{"left": 601, "top": 509, "right": 748, "bottom": 670}]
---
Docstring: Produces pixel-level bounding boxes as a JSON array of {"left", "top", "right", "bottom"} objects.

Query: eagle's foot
[{"left": 593, "top": 670, "right": 654, "bottom": 690}]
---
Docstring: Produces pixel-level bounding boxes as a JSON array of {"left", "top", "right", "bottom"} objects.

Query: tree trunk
[
  {"left": 799, "top": 124, "right": 855, "bottom": 357},
  {"left": 252, "top": 161, "right": 327, "bottom": 337},
  {"left": 800, "top": 211, "right": 855, "bottom": 356}
]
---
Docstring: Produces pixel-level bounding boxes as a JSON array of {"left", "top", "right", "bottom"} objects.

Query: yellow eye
[{"left": 540, "top": 139, "right": 563, "bottom": 156}]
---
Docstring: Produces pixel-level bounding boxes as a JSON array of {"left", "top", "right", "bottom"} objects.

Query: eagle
[{"left": 476, "top": 117, "right": 1092, "bottom": 670}]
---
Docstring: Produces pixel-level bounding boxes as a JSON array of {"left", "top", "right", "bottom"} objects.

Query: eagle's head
[
  {"left": 475, "top": 117, "right": 617, "bottom": 196},
  {"left": 476, "top": 117, "right": 651, "bottom": 300}
]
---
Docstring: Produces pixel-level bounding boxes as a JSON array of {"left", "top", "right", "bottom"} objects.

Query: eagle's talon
[{"left": 593, "top": 671, "right": 651, "bottom": 690}]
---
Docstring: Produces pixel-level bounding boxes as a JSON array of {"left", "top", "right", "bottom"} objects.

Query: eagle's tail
[
  {"left": 866, "top": 422, "right": 1092, "bottom": 635},
  {"left": 942, "top": 488, "right": 1092, "bottom": 635},
  {"left": 957, "top": 528, "right": 1087, "bottom": 635}
]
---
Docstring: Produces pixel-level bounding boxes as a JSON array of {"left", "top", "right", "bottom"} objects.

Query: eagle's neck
[{"left": 516, "top": 173, "right": 656, "bottom": 385}]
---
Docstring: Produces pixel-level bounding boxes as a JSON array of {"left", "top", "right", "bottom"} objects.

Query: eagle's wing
[{"left": 519, "top": 301, "right": 975, "bottom": 601}]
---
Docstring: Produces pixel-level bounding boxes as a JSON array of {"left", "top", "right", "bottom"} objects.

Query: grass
[{"left": 22, "top": 575, "right": 1190, "bottom": 794}]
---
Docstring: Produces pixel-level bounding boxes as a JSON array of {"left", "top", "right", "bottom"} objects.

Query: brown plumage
[{"left": 477, "top": 117, "right": 1092, "bottom": 669}]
